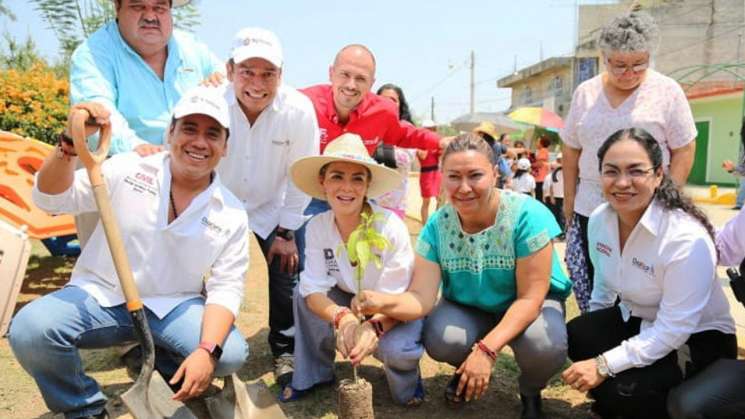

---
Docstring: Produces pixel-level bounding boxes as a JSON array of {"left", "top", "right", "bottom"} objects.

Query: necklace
[
  {"left": 169, "top": 185, "right": 179, "bottom": 219},
  {"left": 169, "top": 172, "right": 214, "bottom": 220}
]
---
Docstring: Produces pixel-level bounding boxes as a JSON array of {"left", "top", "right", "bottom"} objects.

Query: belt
[{"left": 420, "top": 165, "right": 439, "bottom": 173}]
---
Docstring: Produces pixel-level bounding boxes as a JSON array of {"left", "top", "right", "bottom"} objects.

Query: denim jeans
[
  {"left": 737, "top": 178, "right": 745, "bottom": 208},
  {"left": 8, "top": 286, "right": 248, "bottom": 419}
]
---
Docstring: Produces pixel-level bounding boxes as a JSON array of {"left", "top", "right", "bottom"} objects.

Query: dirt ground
[{"left": 0, "top": 213, "right": 593, "bottom": 419}]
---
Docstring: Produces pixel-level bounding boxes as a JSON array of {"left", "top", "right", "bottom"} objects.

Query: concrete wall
[
  {"left": 506, "top": 66, "right": 574, "bottom": 116},
  {"left": 690, "top": 92, "right": 743, "bottom": 184},
  {"left": 578, "top": 0, "right": 745, "bottom": 81}
]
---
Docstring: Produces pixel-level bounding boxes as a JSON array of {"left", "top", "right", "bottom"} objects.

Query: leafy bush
[{"left": 0, "top": 62, "right": 69, "bottom": 144}]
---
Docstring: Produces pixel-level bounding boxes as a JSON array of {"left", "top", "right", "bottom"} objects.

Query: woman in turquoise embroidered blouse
[{"left": 351, "top": 133, "right": 571, "bottom": 419}]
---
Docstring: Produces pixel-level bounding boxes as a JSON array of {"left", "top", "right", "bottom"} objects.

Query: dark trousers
[
  {"left": 567, "top": 306, "right": 737, "bottom": 419},
  {"left": 668, "top": 359, "right": 745, "bottom": 419},
  {"left": 255, "top": 228, "right": 301, "bottom": 358},
  {"left": 549, "top": 197, "right": 565, "bottom": 233},
  {"left": 535, "top": 181, "right": 544, "bottom": 202}
]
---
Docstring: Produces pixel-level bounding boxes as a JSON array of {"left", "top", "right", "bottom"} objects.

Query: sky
[{"left": 1, "top": 0, "right": 589, "bottom": 123}]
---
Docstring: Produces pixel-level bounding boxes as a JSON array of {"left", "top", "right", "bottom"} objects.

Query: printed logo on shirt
[
  {"left": 272, "top": 139, "right": 290, "bottom": 146},
  {"left": 632, "top": 257, "right": 655, "bottom": 276},
  {"left": 363, "top": 136, "right": 380, "bottom": 147},
  {"left": 320, "top": 128, "right": 328, "bottom": 142},
  {"left": 526, "top": 231, "right": 549, "bottom": 253},
  {"left": 124, "top": 172, "right": 158, "bottom": 196},
  {"left": 596, "top": 242, "right": 612, "bottom": 257},
  {"left": 323, "top": 248, "right": 339, "bottom": 275},
  {"left": 201, "top": 216, "right": 224, "bottom": 235},
  {"left": 178, "top": 67, "right": 195, "bottom": 73}
]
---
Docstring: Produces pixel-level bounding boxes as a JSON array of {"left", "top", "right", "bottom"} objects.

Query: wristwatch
[
  {"left": 276, "top": 227, "right": 295, "bottom": 241},
  {"left": 198, "top": 341, "right": 223, "bottom": 361},
  {"left": 595, "top": 354, "right": 613, "bottom": 378}
]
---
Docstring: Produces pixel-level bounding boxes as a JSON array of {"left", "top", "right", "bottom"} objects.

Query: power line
[
  {"left": 411, "top": 60, "right": 467, "bottom": 102},
  {"left": 656, "top": 23, "right": 745, "bottom": 60}
]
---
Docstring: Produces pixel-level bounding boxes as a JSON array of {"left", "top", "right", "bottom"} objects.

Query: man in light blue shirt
[{"left": 70, "top": 0, "right": 222, "bottom": 156}]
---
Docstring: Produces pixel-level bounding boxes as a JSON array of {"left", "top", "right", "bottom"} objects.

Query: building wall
[
  {"left": 578, "top": 0, "right": 744, "bottom": 81},
  {"left": 690, "top": 93, "right": 743, "bottom": 185},
  {"left": 506, "top": 66, "right": 574, "bottom": 116}
]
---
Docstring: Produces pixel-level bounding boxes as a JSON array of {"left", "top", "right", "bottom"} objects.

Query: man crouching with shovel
[{"left": 9, "top": 85, "right": 250, "bottom": 419}]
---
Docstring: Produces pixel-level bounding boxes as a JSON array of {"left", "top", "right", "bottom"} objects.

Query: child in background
[
  {"left": 418, "top": 119, "right": 442, "bottom": 223},
  {"left": 543, "top": 154, "right": 565, "bottom": 239},
  {"left": 510, "top": 158, "right": 536, "bottom": 196}
]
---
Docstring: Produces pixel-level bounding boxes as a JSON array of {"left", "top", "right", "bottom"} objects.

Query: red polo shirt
[{"left": 301, "top": 84, "right": 440, "bottom": 154}]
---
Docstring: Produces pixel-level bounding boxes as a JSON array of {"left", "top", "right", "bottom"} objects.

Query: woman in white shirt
[
  {"left": 561, "top": 128, "right": 736, "bottom": 419},
  {"left": 279, "top": 133, "right": 424, "bottom": 406}
]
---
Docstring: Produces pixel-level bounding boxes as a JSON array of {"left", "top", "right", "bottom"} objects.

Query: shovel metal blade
[
  {"left": 121, "top": 371, "right": 197, "bottom": 419},
  {"left": 205, "top": 374, "right": 287, "bottom": 419}
]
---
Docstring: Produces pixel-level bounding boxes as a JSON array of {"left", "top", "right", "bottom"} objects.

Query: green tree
[
  {"left": 0, "top": 0, "right": 16, "bottom": 21},
  {"left": 31, "top": 0, "right": 199, "bottom": 61},
  {"left": 1, "top": 34, "right": 42, "bottom": 71}
]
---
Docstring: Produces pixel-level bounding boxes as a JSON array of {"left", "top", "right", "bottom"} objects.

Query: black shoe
[{"left": 520, "top": 393, "right": 545, "bottom": 419}]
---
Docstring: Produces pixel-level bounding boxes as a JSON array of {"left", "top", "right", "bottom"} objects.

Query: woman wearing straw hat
[
  {"left": 280, "top": 133, "right": 425, "bottom": 405},
  {"left": 351, "top": 133, "right": 571, "bottom": 419}
]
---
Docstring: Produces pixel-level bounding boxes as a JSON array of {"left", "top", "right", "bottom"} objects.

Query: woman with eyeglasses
[
  {"left": 562, "top": 128, "right": 735, "bottom": 419},
  {"left": 560, "top": 10, "right": 697, "bottom": 313}
]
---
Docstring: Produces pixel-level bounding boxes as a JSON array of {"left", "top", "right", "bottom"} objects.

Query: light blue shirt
[{"left": 70, "top": 21, "right": 222, "bottom": 154}]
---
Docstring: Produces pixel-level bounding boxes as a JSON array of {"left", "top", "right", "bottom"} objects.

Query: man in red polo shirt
[{"left": 301, "top": 44, "right": 442, "bottom": 155}]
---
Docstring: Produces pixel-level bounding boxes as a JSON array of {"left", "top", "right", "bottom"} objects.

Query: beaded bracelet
[{"left": 475, "top": 340, "right": 497, "bottom": 362}]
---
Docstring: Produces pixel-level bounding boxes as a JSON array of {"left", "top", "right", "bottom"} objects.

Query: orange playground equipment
[{"left": 0, "top": 131, "right": 79, "bottom": 255}]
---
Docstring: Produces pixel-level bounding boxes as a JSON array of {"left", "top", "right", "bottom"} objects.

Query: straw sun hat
[{"left": 290, "top": 133, "right": 402, "bottom": 201}]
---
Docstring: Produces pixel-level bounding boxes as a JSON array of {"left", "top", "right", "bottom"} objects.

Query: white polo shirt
[
  {"left": 298, "top": 205, "right": 413, "bottom": 297},
  {"left": 588, "top": 200, "right": 734, "bottom": 375},
  {"left": 717, "top": 207, "right": 745, "bottom": 267},
  {"left": 32, "top": 152, "right": 249, "bottom": 318},
  {"left": 217, "top": 83, "right": 320, "bottom": 239}
]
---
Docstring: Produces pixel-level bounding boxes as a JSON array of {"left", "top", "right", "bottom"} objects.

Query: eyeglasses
[
  {"left": 600, "top": 167, "right": 655, "bottom": 181},
  {"left": 605, "top": 58, "right": 649, "bottom": 76}
]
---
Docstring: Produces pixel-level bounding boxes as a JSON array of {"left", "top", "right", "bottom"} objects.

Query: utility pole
[
  {"left": 430, "top": 96, "right": 435, "bottom": 121},
  {"left": 470, "top": 50, "right": 475, "bottom": 114},
  {"left": 539, "top": 41, "right": 543, "bottom": 61}
]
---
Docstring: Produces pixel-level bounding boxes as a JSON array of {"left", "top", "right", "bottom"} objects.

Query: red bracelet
[
  {"left": 333, "top": 307, "right": 352, "bottom": 330},
  {"left": 367, "top": 319, "right": 385, "bottom": 338},
  {"left": 475, "top": 340, "right": 497, "bottom": 362}
]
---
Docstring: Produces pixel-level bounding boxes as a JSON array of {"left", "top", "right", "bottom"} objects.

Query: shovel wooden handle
[{"left": 70, "top": 109, "right": 143, "bottom": 312}]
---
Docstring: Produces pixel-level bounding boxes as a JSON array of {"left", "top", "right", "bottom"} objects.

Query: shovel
[
  {"left": 205, "top": 374, "right": 287, "bottom": 419},
  {"left": 70, "top": 109, "right": 196, "bottom": 419}
]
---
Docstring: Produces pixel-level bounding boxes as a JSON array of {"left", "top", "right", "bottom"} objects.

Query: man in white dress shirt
[
  {"left": 9, "top": 86, "right": 249, "bottom": 419},
  {"left": 216, "top": 27, "right": 320, "bottom": 386}
]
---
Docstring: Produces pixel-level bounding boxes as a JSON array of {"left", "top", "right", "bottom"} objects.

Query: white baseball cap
[
  {"left": 231, "top": 27, "right": 283, "bottom": 68},
  {"left": 172, "top": 86, "right": 230, "bottom": 129},
  {"left": 517, "top": 158, "right": 532, "bottom": 171}
]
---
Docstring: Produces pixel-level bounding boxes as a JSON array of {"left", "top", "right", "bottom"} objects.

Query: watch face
[{"left": 213, "top": 344, "right": 223, "bottom": 360}]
